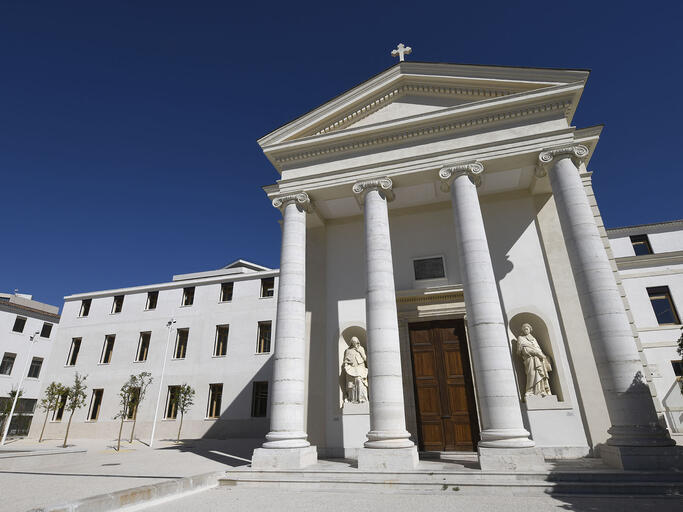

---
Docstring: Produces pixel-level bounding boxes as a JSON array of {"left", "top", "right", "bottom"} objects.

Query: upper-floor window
[
  {"left": 174, "top": 328, "right": 189, "bottom": 359},
  {"left": 28, "top": 357, "right": 43, "bottom": 379},
  {"left": 40, "top": 322, "right": 53, "bottom": 338},
  {"left": 146, "top": 291, "right": 159, "bottom": 310},
  {"left": 136, "top": 332, "right": 151, "bottom": 362},
  {"left": 647, "top": 286, "right": 680, "bottom": 325},
  {"left": 12, "top": 316, "right": 26, "bottom": 333},
  {"left": 256, "top": 321, "right": 272, "bottom": 353},
  {"left": 111, "top": 295, "right": 124, "bottom": 314},
  {"left": 0, "top": 353, "right": 16, "bottom": 375},
  {"left": 214, "top": 325, "right": 229, "bottom": 357},
  {"left": 220, "top": 282, "right": 234, "bottom": 302},
  {"left": 100, "top": 335, "right": 116, "bottom": 364},
  {"left": 182, "top": 287, "right": 195, "bottom": 306},
  {"left": 66, "top": 338, "right": 81, "bottom": 366},
  {"left": 413, "top": 256, "right": 446, "bottom": 281},
  {"left": 630, "top": 234, "right": 653, "bottom": 256},
  {"left": 260, "top": 278, "right": 275, "bottom": 298},
  {"left": 79, "top": 299, "right": 91, "bottom": 317}
]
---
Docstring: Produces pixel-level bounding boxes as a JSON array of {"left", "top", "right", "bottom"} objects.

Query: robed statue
[
  {"left": 343, "top": 336, "right": 368, "bottom": 404},
  {"left": 516, "top": 322, "right": 552, "bottom": 398}
]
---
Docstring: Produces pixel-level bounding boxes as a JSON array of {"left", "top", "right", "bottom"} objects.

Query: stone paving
[
  {"left": 138, "top": 486, "right": 682, "bottom": 512},
  {"left": 0, "top": 437, "right": 258, "bottom": 512}
]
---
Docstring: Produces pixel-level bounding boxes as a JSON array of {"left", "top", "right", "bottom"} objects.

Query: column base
[
  {"left": 600, "top": 444, "right": 682, "bottom": 470},
  {"left": 478, "top": 446, "right": 546, "bottom": 471},
  {"left": 251, "top": 446, "right": 318, "bottom": 469},
  {"left": 357, "top": 446, "right": 419, "bottom": 471}
]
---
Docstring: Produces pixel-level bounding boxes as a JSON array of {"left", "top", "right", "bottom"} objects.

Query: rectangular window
[
  {"left": 220, "top": 282, "right": 234, "bottom": 302},
  {"left": 260, "top": 277, "right": 275, "bottom": 298},
  {"left": 126, "top": 387, "right": 140, "bottom": 420},
  {"left": 40, "top": 322, "right": 53, "bottom": 338},
  {"left": 52, "top": 390, "right": 68, "bottom": 421},
  {"left": 174, "top": 329, "right": 189, "bottom": 359},
  {"left": 111, "top": 295, "right": 124, "bottom": 314},
  {"left": 256, "top": 321, "right": 272, "bottom": 353},
  {"left": 79, "top": 298, "right": 92, "bottom": 317},
  {"left": 647, "top": 287, "right": 681, "bottom": 325},
  {"left": 182, "top": 287, "right": 195, "bottom": 306},
  {"left": 88, "top": 389, "right": 104, "bottom": 421},
  {"left": 165, "top": 385, "right": 180, "bottom": 419},
  {"left": 0, "top": 353, "right": 16, "bottom": 375},
  {"left": 27, "top": 357, "right": 43, "bottom": 378},
  {"left": 630, "top": 234, "right": 653, "bottom": 256},
  {"left": 214, "top": 325, "right": 229, "bottom": 357},
  {"left": 146, "top": 291, "right": 159, "bottom": 310},
  {"left": 136, "top": 332, "right": 151, "bottom": 362},
  {"left": 413, "top": 256, "right": 446, "bottom": 281},
  {"left": 12, "top": 316, "right": 26, "bottom": 333},
  {"left": 66, "top": 338, "right": 81, "bottom": 366},
  {"left": 100, "top": 335, "right": 115, "bottom": 364},
  {"left": 251, "top": 381, "right": 268, "bottom": 417},
  {"left": 671, "top": 360, "right": 683, "bottom": 378},
  {"left": 207, "top": 383, "right": 223, "bottom": 418}
]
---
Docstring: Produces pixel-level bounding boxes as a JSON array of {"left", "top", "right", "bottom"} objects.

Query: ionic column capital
[
  {"left": 271, "top": 191, "right": 312, "bottom": 212},
  {"left": 352, "top": 177, "right": 395, "bottom": 202},
  {"left": 438, "top": 161, "right": 484, "bottom": 191},
  {"left": 536, "top": 144, "right": 589, "bottom": 177}
]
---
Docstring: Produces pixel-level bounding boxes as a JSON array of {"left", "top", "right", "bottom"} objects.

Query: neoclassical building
[{"left": 251, "top": 61, "right": 682, "bottom": 470}]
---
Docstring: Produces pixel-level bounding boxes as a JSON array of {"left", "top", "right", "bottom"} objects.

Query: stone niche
[{"left": 509, "top": 312, "right": 564, "bottom": 405}]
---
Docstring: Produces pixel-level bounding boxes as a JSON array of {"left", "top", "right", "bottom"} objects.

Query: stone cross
[{"left": 391, "top": 43, "right": 412, "bottom": 62}]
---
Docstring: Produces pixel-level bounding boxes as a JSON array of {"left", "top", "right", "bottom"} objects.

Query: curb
[{"left": 29, "top": 471, "right": 223, "bottom": 512}]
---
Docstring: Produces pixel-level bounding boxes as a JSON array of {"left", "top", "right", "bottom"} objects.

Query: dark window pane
[
  {"left": 413, "top": 257, "right": 446, "bottom": 280},
  {"left": 648, "top": 287, "right": 680, "bottom": 325},
  {"left": 12, "top": 317, "right": 26, "bottom": 333},
  {"left": 630, "top": 235, "right": 653, "bottom": 256},
  {"left": 40, "top": 323, "right": 52, "bottom": 338}
]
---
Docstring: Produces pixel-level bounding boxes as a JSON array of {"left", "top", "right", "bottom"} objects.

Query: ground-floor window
[
  {"left": 251, "top": 381, "right": 268, "bottom": 417},
  {"left": 88, "top": 389, "right": 104, "bottom": 421},
  {"left": 165, "top": 385, "right": 180, "bottom": 419},
  {"left": 207, "top": 383, "right": 223, "bottom": 418}
]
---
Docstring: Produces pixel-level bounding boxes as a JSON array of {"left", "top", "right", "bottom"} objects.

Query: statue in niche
[
  {"left": 516, "top": 322, "right": 553, "bottom": 399},
  {"left": 343, "top": 336, "right": 368, "bottom": 404}
]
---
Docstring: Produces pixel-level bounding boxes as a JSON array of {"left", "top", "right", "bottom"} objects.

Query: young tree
[
  {"left": 128, "top": 372, "right": 152, "bottom": 443},
  {"left": 63, "top": 373, "right": 88, "bottom": 448},
  {"left": 38, "top": 382, "right": 67, "bottom": 443},
  {"left": 173, "top": 384, "right": 195, "bottom": 443},
  {"left": 114, "top": 375, "right": 136, "bottom": 451}
]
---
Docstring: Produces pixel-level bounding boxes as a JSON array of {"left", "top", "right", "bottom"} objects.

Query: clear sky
[{"left": 2, "top": 1, "right": 681, "bottom": 308}]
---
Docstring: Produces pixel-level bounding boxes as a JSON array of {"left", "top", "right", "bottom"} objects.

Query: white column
[
  {"left": 353, "top": 177, "right": 418, "bottom": 470},
  {"left": 538, "top": 146, "right": 677, "bottom": 469},
  {"left": 251, "top": 192, "right": 317, "bottom": 469},
  {"left": 439, "top": 163, "right": 536, "bottom": 460}
]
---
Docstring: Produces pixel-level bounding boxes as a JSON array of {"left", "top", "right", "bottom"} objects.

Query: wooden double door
[{"left": 408, "top": 319, "right": 480, "bottom": 452}]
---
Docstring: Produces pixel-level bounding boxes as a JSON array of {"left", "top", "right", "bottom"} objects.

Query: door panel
[{"left": 409, "top": 320, "right": 479, "bottom": 452}]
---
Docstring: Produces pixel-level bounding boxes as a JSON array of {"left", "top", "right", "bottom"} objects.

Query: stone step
[{"left": 219, "top": 470, "right": 683, "bottom": 496}]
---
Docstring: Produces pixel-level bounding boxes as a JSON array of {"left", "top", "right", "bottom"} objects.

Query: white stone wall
[{"left": 29, "top": 271, "right": 278, "bottom": 442}]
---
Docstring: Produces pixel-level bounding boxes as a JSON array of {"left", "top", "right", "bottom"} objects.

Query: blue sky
[{"left": 1, "top": 1, "right": 681, "bottom": 308}]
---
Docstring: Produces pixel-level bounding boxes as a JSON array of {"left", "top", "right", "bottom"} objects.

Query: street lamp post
[
  {"left": 149, "top": 318, "right": 175, "bottom": 448},
  {"left": 1, "top": 331, "right": 40, "bottom": 446}
]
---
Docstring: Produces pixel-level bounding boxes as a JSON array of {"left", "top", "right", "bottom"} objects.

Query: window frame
[
  {"left": 145, "top": 291, "right": 159, "bottom": 311},
  {"left": 647, "top": 286, "right": 681, "bottom": 325},
  {"left": 52, "top": 390, "right": 68, "bottom": 421},
  {"left": 173, "top": 328, "right": 189, "bottom": 359},
  {"left": 630, "top": 234, "right": 653, "bottom": 256},
  {"left": 251, "top": 381, "right": 268, "bottom": 417},
  {"left": 135, "top": 331, "right": 151, "bottom": 362},
  {"left": 256, "top": 321, "right": 272, "bottom": 354},
  {"left": 27, "top": 357, "right": 43, "bottom": 379},
  {"left": 412, "top": 255, "right": 448, "bottom": 285},
  {"left": 12, "top": 316, "right": 27, "bottom": 333},
  {"left": 206, "top": 383, "right": 223, "bottom": 419},
  {"left": 79, "top": 299, "right": 92, "bottom": 317},
  {"left": 165, "top": 385, "right": 180, "bottom": 419},
  {"left": 260, "top": 278, "right": 275, "bottom": 298},
  {"left": 87, "top": 389, "right": 104, "bottom": 421},
  {"left": 111, "top": 295, "right": 124, "bottom": 314},
  {"left": 214, "top": 325, "right": 229, "bottom": 357},
  {"left": 181, "top": 287, "right": 195, "bottom": 307},
  {"left": 66, "top": 338, "right": 82, "bottom": 366},
  {"left": 100, "top": 335, "right": 116, "bottom": 364},
  {"left": 0, "top": 352, "right": 17, "bottom": 375},
  {"left": 219, "top": 282, "right": 234, "bottom": 303},
  {"left": 40, "top": 322, "right": 53, "bottom": 338}
]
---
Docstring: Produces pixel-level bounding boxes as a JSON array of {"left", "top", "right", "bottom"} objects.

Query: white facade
[
  {"left": 0, "top": 292, "right": 60, "bottom": 435},
  {"left": 29, "top": 260, "right": 278, "bottom": 442},
  {"left": 607, "top": 221, "right": 683, "bottom": 439}
]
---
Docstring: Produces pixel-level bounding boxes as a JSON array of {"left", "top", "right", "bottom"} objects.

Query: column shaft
[
  {"left": 447, "top": 168, "right": 534, "bottom": 449},
  {"left": 362, "top": 188, "right": 414, "bottom": 449},
  {"left": 545, "top": 153, "right": 673, "bottom": 447},
  {"left": 263, "top": 199, "right": 309, "bottom": 448}
]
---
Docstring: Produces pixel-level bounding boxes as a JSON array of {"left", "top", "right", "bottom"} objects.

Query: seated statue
[
  {"left": 343, "top": 336, "right": 368, "bottom": 404},
  {"left": 516, "top": 322, "right": 552, "bottom": 398}
]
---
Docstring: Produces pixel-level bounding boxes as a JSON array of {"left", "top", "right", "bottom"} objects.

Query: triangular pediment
[{"left": 259, "top": 62, "right": 589, "bottom": 149}]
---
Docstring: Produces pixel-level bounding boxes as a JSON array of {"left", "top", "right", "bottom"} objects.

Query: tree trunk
[
  {"left": 39, "top": 407, "right": 50, "bottom": 443},
  {"left": 129, "top": 417, "right": 136, "bottom": 443},
  {"left": 63, "top": 410, "right": 74, "bottom": 448},
  {"left": 177, "top": 412, "right": 183, "bottom": 443},
  {"left": 117, "top": 416, "right": 124, "bottom": 451}
]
